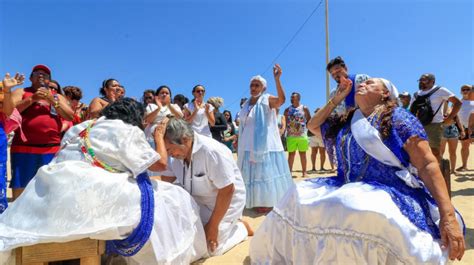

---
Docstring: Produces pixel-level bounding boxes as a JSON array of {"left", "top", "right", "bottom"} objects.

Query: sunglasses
[
  {"left": 195, "top": 90, "right": 205, "bottom": 94},
  {"left": 32, "top": 72, "right": 50, "bottom": 79},
  {"left": 145, "top": 96, "right": 154, "bottom": 100},
  {"left": 461, "top": 89, "right": 470, "bottom": 92},
  {"left": 48, "top": 86, "right": 58, "bottom": 91}
]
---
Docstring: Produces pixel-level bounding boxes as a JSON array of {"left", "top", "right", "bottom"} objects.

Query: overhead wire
[{"left": 224, "top": 0, "right": 325, "bottom": 111}]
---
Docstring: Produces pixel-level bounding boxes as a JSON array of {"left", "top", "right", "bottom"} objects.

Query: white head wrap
[
  {"left": 379, "top": 78, "right": 399, "bottom": 100},
  {"left": 250, "top": 75, "right": 267, "bottom": 89}
]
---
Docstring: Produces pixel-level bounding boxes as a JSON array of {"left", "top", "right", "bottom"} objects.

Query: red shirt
[{"left": 11, "top": 87, "right": 63, "bottom": 154}]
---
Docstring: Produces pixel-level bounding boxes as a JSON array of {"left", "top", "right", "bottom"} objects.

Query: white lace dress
[{"left": 0, "top": 117, "right": 208, "bottom": 265}]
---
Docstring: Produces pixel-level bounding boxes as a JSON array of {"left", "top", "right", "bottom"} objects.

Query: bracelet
[
  {"left": 328, "top": 99, "right": 337, "bottom": 108},
  {"left": 54, "top": 100, "right": 60, "bottom": 109}
]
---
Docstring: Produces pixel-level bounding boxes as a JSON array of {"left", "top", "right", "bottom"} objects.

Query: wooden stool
[
  {"left": 440, "top": 158, "right": 451, "bottom": 198},
  {"left": 15, "top": 239, "right": 105, "bottom": 265}
]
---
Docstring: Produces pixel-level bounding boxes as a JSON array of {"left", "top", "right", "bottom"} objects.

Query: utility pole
[{"left": 325, "top": 0, "right": 330, "bottom": 101}]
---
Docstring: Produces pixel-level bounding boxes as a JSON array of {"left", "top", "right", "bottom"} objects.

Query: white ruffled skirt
[
  {"left": 0, "top": 161, "right": 208, "bottom": 265},
  {"left": 250, "top": 178, "right": 464, "bottom": 265}
]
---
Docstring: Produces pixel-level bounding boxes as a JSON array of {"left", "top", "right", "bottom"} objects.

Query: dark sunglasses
[
  {"left": 145, "top": 96, "right": 154, "bottom": 100},
  {"left": 32, "top": 72, "right": 50, "bottom": 79},
  {"left": 461, "top": 89, "right": 470, "bottom": 92},
  {"left": 195, "top": 90, "right": 205, "bottom": 94}
]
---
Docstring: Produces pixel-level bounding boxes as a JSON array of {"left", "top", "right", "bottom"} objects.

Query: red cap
[{"left": 32, "top": 64, "right": 52, "bottom": 76}]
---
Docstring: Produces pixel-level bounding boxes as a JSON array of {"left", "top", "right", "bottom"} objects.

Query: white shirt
[
  {"left": 144, "top": 103, "right": 183, "bottom": 141},
  {"left": 238, "top": 94, "right": 283, "bottom": 153},
  {"left": 184, "top": 102, "right": 214, "bottom": 137},
  {"left": 166, "top": 133, "right": 246, "bottom": 224},
  {"left": 458, "top": 99, "right": 474, "bottom": 127},
  {"left": 416, "top": 85, "right": 454, "bottom": 123}
]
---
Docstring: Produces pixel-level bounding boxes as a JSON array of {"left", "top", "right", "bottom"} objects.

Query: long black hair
[
  {"left": 156, "top": 85, "right": 172, "bottom": 100},
  {"left": 101, "top": 98, "right": 145, "bottom": 129},
  {"left": 100, "top": 78, "right": 118, "bottom": 96}
]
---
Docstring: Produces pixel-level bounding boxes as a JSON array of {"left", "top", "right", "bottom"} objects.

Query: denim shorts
[{"left": 442, "top": 124, "right": 459, "bottom": 139}]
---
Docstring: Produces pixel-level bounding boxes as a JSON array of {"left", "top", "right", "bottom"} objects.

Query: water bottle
[{"left": 50, "top": 93, "right": 59, "bottom": 116}]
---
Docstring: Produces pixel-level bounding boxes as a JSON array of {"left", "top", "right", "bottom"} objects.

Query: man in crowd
[
  {"left": 323, "top": 57, "right": 370, "bottom": 166},
  {"left": 173, "top": 94, "right": 189, "bottom": 111},
  {"left": 399, "top": 91, "right": 411, "bottom": 110},
  {"left": 9, "top": 65, "right": 74, "bottom": 199},
  {"left": 161, "top": 118, "right": 252, "bottom": 256},
  {"left": 411, "top": 73, "right": 461, "bottom": 161},
  {"left": 327, "top": 56, "right": 370, "bottom": 114},
  {"left": 284, "top": 92, "right": 311, "bottom": 177}
]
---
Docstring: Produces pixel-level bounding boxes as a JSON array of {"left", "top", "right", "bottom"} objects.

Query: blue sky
[{"left": 0, "top": 0, "right": 472, "bottom": 116}]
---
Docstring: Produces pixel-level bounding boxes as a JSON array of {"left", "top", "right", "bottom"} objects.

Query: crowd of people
[{"left": 0, "top": 57, "right": 472, "bottom": 264}]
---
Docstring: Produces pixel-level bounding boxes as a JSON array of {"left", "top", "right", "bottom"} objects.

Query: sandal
[{"left": 456, "top": 167, "right": 467, "bottom": 172}]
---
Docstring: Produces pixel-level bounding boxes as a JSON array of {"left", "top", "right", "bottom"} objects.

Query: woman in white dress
[
  {"left": 144, "top": 85, "right": 183, "bottom": 148},
  {"left": 0, "top": 98, "right": 208, "bottom": 265},
  {"left": 237, "top": 64, "right": 293, "bottom": 214},
  {"left": 250, "top": 78, "right": 465, "bottom": 264},
  {"left": 183, "top": 85, "right": 215, "bottom": 137}
]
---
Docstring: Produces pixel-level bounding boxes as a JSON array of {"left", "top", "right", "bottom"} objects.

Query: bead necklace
[{"left": 78, "top": 119, "right": 121, "bottom": 173}]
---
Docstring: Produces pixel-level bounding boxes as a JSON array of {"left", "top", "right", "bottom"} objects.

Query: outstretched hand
[
  {"left": 333, "top": 76, "right": 352, "bottom": 103},
  {"left": 154, "top": 117, "right": 169, "bottom": 138},
  {"left": 2, "top": 73, "right": 25, "bottom": 91}
]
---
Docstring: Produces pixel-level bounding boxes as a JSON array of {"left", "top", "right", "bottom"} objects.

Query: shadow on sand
[
  {"left": 465, "top": 227, "right": 474, "bottom": 250},
  {"left": 451, "top": 188, "right": 474, "bottom": 197},
  {"left": 454, "top": 174, "right": 474, "bottom": 183}
]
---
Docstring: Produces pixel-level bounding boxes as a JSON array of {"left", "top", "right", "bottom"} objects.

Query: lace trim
[{"left": 271, "top": 208, "right": 409, "bottom": 264}]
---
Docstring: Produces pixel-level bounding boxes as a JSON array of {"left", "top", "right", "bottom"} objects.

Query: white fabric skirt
[
  {"left": 250, "top": 178, "right": 463, "bottom": 265},
  {"left": 0, "top": 161, "right": 208, "bottom": 265}
]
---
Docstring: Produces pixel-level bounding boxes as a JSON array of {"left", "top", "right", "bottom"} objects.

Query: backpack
[{"left": 410, "top": 86, "right": 442, "bottom": 125}]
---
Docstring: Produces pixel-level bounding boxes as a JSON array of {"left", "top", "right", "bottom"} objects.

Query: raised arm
[
  {"left": 443, "top": 96, "right": 462, "bottom": 125},
  {"left": 269, "top": 64, "right": 286, "bottom": 109},
  {"left": 2, "top": 73, "right": 25, "bottom": 116},
  {"left": 307, "top": 76, "right": 352, "bottom": 134},
  {"left": 404, "top": 136, "right": 464, "bottom": 261},
  {"left": 148, "top": 118, "right": 169, "bottom": 172},
  {"left": 47, "top": 92, "right": 74, "bottom": 121}
]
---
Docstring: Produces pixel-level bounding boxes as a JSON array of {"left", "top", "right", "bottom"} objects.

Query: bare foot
[{"left": 241, "top": 219, "right": 254, "bottom": 236}]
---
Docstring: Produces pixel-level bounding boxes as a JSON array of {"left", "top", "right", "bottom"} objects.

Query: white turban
[
  {"left": 250, "top": 75, "right": 267, "bottom": 88},
  {"left": 379, "top": 78, "right": 399, "bottom": 100}
]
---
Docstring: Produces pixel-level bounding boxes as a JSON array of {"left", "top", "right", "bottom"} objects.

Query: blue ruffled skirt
[{"left": 238, "top": 151, "right": 293, "bottom": 208}]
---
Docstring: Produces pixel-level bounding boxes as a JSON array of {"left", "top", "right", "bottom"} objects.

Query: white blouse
[{"left": 184, "top": 102, "right": 214, "bottom": 137}]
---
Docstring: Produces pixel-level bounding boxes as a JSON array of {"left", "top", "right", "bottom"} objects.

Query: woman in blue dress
[{"left": 250, "top": 77, "right": 465, "bottom": 264}]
